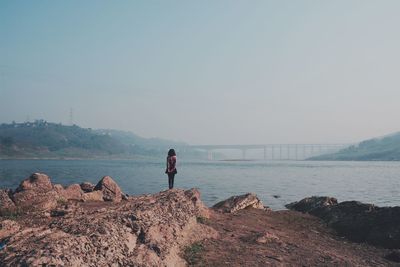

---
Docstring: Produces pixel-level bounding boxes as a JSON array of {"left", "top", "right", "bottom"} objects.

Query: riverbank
[
  {"left": 0, "top": 173, "right": 399, "bottom": 266},
  {"left": 0, "top": 155, "right": 160, "bottom": 161},
  {"left": 188, "top": 208, "right": 394, "bottom": 266}
]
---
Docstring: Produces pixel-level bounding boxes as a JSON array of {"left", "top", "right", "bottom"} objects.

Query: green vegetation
[
  {"left": 56, "top": 198, "right": 68, "bottom": 205},
  {"left": 311, "top": 132, "right": 400, "bottom": 161},
  {"left": 184, "top": 242, "right": 204, "bottom": 266},
  {"left": 196, "top": 216, "right": 209, "bottom": 225},
  {"left": 0, "top": 120, "right": 203, "bottom": 159}
]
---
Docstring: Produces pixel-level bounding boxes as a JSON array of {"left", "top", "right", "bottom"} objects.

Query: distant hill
[
  {"left": 311, "top": 132, "right": 400, "bottom": 161},
  {"left": 0, "top": 121, "right": 200, "bottom": 159}
]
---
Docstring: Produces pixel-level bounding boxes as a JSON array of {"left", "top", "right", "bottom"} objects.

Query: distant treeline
[
  {"left": 0, "top": 121, "right": 203, "bottom": 159},
  {"left": 311, "top": 132, "right": 400, "bottom": 161}
]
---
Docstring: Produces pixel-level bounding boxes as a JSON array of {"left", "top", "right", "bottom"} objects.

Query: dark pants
[{"left": 168, "top": 173, "right": 175, "bottom": 189}]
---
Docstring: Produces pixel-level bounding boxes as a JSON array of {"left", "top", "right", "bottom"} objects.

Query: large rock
[
  {"left": 63, "top": 184, "right": 84, "bottom": 201},
  {"left": 54, "top": 184, "right": 84, "bottom": 201},
  {"left": 81, "top": 190, "right": 104, "bottom": 202},
  {"left": 285, "top": 196, "right": 338, "bottom": 213},
  {"left": 80, "top": 182, "right": 95, "bottom": 193},
  {"left": 2, "top": 174, "right": 126, "bottom": 212},
  {"left": 13, "top": 190, "right": 59, "bottom": 211},
  {"left": 213, "top": 193, "right": 266, "bottom": 213},
  {"left": 0, "top": 189, "right": 15, "bottom": 210},
  {"left": 12, "top": 173, "right": 58, "bottom": 211},
  {"left": 53, "top": 184, "right": 65, "bottom": 193},
  {"left": 286, "top": 196, "right": 400, "bottom": 249},
  {"left": 94, "top": 176, "right": 123, "bottom": 202},
  {"left": 0, "top": 188, "right": 217, "bottom": 266},
  {"left": 15, "top": 173, "right": 52, "bottom": 192}
]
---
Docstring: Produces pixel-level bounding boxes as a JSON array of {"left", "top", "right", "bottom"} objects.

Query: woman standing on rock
[{"left": 166, "top": 149, "right": 177, "bottom": 189}]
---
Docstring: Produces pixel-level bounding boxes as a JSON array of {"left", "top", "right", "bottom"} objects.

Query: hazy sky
[{"left": 1, "top": 1, "right": 400, "bottom": 145}]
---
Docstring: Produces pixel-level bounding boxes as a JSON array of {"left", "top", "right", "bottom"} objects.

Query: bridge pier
[
  {"left": 263, "top": 146, "right": 267, "bottom": 160},
  {"left": 271, "top": 146, "right": 274, "bottom": 160},
  {"left": 287, "top": 145, "right": 290, "bottom": 160},
  {"left": 207, "top": 150, "right": 213, "bottom": 161}
]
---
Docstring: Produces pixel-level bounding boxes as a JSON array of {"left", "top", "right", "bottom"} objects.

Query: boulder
[
  {"left": 54, "top": 184, "right": 85, "bottom": 201},
  {"left": 13, "top": 190, "right": 59, "bottom": 211},
  {"left": 3, "top": 174, "right": 126, "bottom": 210},
  {"left": 53, "top": 184, "right": 65, "bottom": 193},
  {"left": 94, "top": 176, "right": 123, "bottom": 202},
  {"left": 80, "top": 182, "right": 95, "bottom": 193},
  {"left": 286, "top": 197, "right": 400, "bottom": 249},
  {"left": 81, "top": 191, "right": 104, "bottom": 202},
  {"left": 12, "top": 173, "right": 58, "bottom": 211},
  {"left": 63, "top": 184, "right": 84, "bottom": 200},
  {"left": 15, "top": 173, "right": 52, "bottom": 192},
  {"left": 213, "top": 193, "right": 266, "bottom": 213},
  {"left": 285, "top": 196, "right": 338, "bottom": 213},
  {"left": 0, "top": 189, "right": 15, "bottom": 210}
]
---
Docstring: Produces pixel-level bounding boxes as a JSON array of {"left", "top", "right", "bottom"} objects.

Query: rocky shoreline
[
  {"left": 1, "top": 173, "right": 400, "bottom": 266},
  {"left": 286, "top": 196, "right": 400, "bottom": 249}
]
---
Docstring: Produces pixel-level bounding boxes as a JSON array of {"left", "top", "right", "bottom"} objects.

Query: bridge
[{"left": 189, "top": 144, "right": 351, "bottom": 161}]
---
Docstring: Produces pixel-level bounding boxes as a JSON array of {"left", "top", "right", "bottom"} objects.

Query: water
[{"left": 1, "top": 159, "right": 400, "bottom": 210}]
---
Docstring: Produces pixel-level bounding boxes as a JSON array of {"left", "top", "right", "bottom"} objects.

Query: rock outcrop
[
  {"left": 0, "top": 173, "right": 126, "bottom": 213},
  {"left": 80, "top": 182, "right": 95, "bottom": 193},
  {"left": 12, "top": 173, "right": 59, "bottom": 211},
  {"left": 15, "top": 173, "right": 53, "bottom": 192},
  {"left": 0, "top": 220, "right": 20, "bottom": 240},
  {"left": 81, "top": 190, "right": 104, "bottom": 202},
  {"left": 94, "top": 176, "right": 123, "bottom": 202},
  {"left": 0, "top": 174, "right": 218, "bottom": 266},
  {"left": 286, "top": 196, "right": 400, "bottom": 249},
  {"left": 0, "top": 189, "right": 15, "bottom": 211},
  {"left": 285, "top": 196, "right": 338, "bottom": 212},
  {"left": 212, "top": 193, "right": 267, "bottom": 213},
  {"left": 55, "top": 184, "right": 85, "bottom": 201}
]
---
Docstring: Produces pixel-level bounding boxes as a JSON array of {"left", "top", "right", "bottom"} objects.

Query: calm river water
[{"left": 1, "top": 159, "right": 399, "bottom": 210}]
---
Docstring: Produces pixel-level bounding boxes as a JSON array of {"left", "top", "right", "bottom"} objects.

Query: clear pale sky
[{"left": 1, "top": 1, "right": 400, "bottom": 145}]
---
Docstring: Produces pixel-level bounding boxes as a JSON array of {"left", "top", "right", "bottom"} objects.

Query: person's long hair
[{"left": 168, "top": 149, "right": 176, "bottom": 157}]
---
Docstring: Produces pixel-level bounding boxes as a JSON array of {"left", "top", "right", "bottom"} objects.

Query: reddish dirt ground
[{"left": 186, "top": 208, "right": 397, "bottom": 266}]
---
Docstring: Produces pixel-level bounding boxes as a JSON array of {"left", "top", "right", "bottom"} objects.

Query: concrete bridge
[{"left": 189, "top": 144, "right": 351, "bottom": 161}]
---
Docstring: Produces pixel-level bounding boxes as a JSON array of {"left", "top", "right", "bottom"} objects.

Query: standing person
[{"left": 166, "top": 149, "right": 177, "bottom": 189}]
